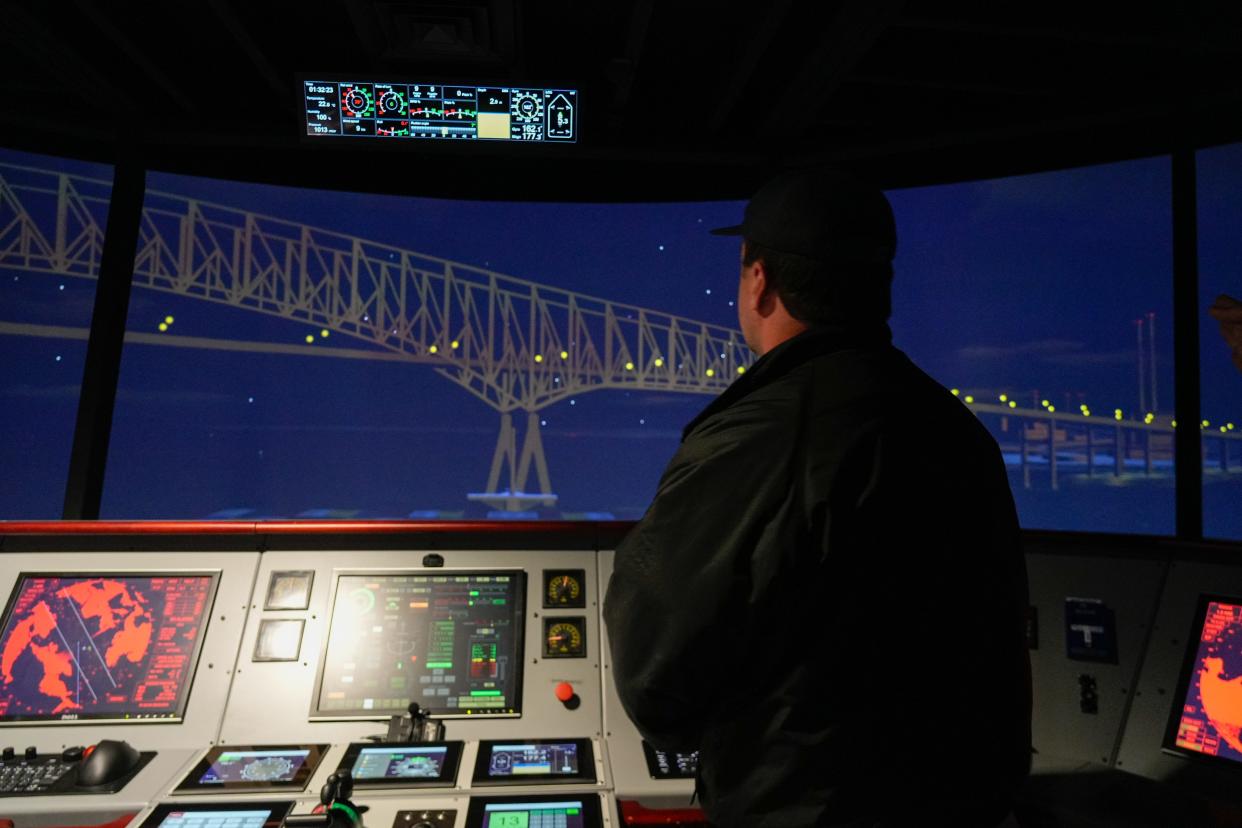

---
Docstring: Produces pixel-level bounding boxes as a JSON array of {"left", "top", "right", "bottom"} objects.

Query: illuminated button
[{"left": 555, "top": 682, "right": 576, "bottom": 705}]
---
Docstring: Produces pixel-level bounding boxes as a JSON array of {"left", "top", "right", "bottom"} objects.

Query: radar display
[{"left": 1170, "top": 598, "right": 1242, "bottom": 765}]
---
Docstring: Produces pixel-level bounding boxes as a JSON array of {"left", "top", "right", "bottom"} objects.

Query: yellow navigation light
[
  {"left": 654, "top": 357, "right": 664, "bottom": 367},
  {"left": 560, "top": 350, "right": 569, "bottom": 360},
  {"left": 1048, "top": 406, "right": 1056, "bottom": 413},
  {"left": 737, "top": 366, "right": 746, "bottom": 375},
  {"left": 451, "top": 340, "right": 460, "bottom": 349},
  {"left": 625, "top": 361, "right": 635, "bottom": 371},
  {"left": 1229, "top": 423, "right": 1236, "bottom": 431},
  {"left": 950, "top": 388, "right": 960, "bottom": 396},
  {"left": 1008, "top": 401, "right": 1017, "bottom": 409},
  {"left": 1041, "top": 399, "right": 1050, "bottom": 408},
  {"left": 534, "top": 354, "right": 544, "bottom": 363},
  {"left": 706, "top": 368, "right": 716, "bottom": 377},
  {"left": 320, "top": 329, "right": 329, "bottom": 337},
  {"left": 1202, "top": 420, "right": 1211, "bottom": 428},
  {"left": 164, "top": 315, "right": 174, "bottom": 325},
  {"left": 305, "top": 335, "right": 314, "bottom": 344},
  {"left": 1083, "top": 410, "right": 1091, "bottom": 417},
  {"left": 158, "top": 323, "right": 168, "bottom": 332},
  {"left": 999, "top": 394, "right": 1008, "bottom": 402},
  {"left": 1115, "top": 412, "right": 1123, "bottom": 421},
  {"left": 1172, "top": 420, "right": 1177, "bottom": 428},
  {"left": 1223, "top": 427, "right": 1229, "bottom": 433},
  {"left": 429, "top": 344, "right": 439, "bottom": 354},
  {"left": 1114, "top": 409, "right": 1123, "bottom": 415},
  {"left": 964, "top": 395, "right": 974, "bottom": 404},
  {"left": 1080, "top": 404, "right": 1088, "bottom": 411}
]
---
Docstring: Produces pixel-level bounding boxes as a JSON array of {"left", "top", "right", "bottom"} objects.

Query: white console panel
[{"left": 219, "top": 550, "right": 604, "bottom": 747}]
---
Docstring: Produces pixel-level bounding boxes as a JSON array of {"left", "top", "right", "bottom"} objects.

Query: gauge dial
[
  {"left": 543, "top": 569, "right": 586, "bottom": 608},
  {"left": 543, "top": 616, "right": 586, "bottom": 658}
]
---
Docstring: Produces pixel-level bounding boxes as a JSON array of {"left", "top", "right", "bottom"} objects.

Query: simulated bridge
[
  {"left": 0, "top": 162, "right": 751, "bottom": 509},
  {"left": 1, "top": 163, "right": 1238, "bottom": 505}
]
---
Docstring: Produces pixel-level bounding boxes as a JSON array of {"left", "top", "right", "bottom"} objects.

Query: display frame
[
  {"left": 639, "top": 739, "right": 699, "bottom": 780},
  {"left": 1161, "top": 593, "right": 1242, "bottom": 767},
  {"left": 263, "top": 570, "right": 314, "bottom": 611},
  {"left": 138, "top": 801, "right": 293, "bottom": 828},
  {"left": 0, "top": 570, "right": 220, "bottom": 726},
  {"left": 465, "top": 793, "right": 603, "bottom": 828},
  {"left": 309, "top": 568, "right": 527, "bottom": 721},
  {"left": 334, "top": 739, "right": 463, "bottom": 788},
  {"left": 173, "top": 743, "right": 330, "bottom": 793},
  {"left": 252, "top": 618, "right": 305, "bottom": 662},
  {"left": 472, "top": 738, "right": 596, "bottom": 785}
]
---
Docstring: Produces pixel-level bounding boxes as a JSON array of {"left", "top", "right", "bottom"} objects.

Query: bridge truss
[{"left": 0, "top": 163, "right": 751, "bottom": 510}]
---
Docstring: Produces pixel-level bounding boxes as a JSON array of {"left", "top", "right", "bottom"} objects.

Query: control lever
[
  {"left": 384, "top": 702, "right": 445, "bottom": 743},
  {"left": 283, "top": 770, "right": 367, "bottom": 828}
]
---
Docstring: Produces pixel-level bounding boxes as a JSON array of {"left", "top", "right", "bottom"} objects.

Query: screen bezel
[
  {"left": 334, "top": 739, "right": 463, "bottom": 788},
  {"left": 465, "top": 793, "right": 603, "bottom": 828},
  {"left": 138, "top": 801, "right": 292, "bottom": 828},
  {"left": 309, "top": 568, "right": 527, "bottom": 720},
  {"left": 1161, "top": 593, "right": 1242, "bottom": 767},
  {"left": 0, "top": 570, "right": 220, "bottom": 726},
  {"left": 472, "top": 738, "right": 596, "bottom": 785},
  {"left": 173, "top": 743, "right": 329, "bottom": 793},
  {"left": 639, "top": 739, "right": 698, "bottom": 780}
]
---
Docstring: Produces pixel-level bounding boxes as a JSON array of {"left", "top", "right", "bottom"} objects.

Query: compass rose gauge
[
  {"left": 512, "top": 91, "right": 544, "bottom": 122},
  {"left": 341, "top": 85, "right": 374, "bottom": 118},
  {"left": 378, "top": 88, "right": 406, "bottom": 116}
]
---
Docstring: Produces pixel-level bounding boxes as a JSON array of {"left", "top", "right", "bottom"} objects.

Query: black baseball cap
[{"left": 711, "top": 169, "right": 896, "bottom": 264}]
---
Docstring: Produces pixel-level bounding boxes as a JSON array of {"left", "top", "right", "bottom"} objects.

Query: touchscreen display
[
  {"left": 199, "top": 749, "right": 310, "bottom": 784},
  {"left": 640, "top": 740, "right": 699, "bottom": 779},
  {"left": 156, "top": 812, "right": 274, "bottom": 828},
  {"left": 488, "top": 742, "right": 579, "bottom": 777},
  {"left": 478, "top": 800, "right": 589, "bottom": 828},
  {"left": 353, "top": 745, "right": 448, "bottom": 780}
]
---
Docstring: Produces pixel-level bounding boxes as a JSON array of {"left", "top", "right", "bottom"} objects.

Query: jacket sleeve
[{"left": 602, "top": 400, "right": 795, "bottom": 751}]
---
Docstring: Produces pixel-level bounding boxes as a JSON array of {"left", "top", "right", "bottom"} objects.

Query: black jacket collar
[{"left": 681, "top": 324, "right": 893, "bottom": 441}]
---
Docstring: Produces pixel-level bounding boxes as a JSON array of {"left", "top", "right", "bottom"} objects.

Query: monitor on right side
[{"left": 1164, "top": 595, "right": 1242, "bottom": 766}]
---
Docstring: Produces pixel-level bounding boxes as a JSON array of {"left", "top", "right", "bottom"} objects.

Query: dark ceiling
[{"left": 2, "top": 1, "right": 1241, "bottom": 200}]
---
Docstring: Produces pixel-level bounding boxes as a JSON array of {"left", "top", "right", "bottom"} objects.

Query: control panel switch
[{"left": 555, "top": 681, "right": 580, "bottom": 710}]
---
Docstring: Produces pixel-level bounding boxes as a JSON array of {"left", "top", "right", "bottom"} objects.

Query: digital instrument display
[
  {"left": 176, "top": 744, "right": 328, "bottom": 792},
  {"left": 139, "top": 802, "right": 292, "bottom": 828},
  {"left": 640, "top": 740, "right": 699, "bottom": 779},
  {"left": 337, "top": 740, "right": 463, "bottom": 788},
  {"left": 466, "top": 794, "right": 602, "bottom": 828},
  {"left": 1165, "top": 595, "right": 1242, "bottom": 767},
  {"left": 0, "top": 573, "right": 217, "bottom": 723},
  {"left": 313, "top": 571, "right": 525, "bottom": 718},
  {"left": 473, "top": 739, "right": 595, "bottom": 785},
  {"left": 303, "top": 79, "right": 577, "bottom": 143}
]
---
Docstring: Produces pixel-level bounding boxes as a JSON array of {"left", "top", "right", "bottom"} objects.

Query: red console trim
[{"left": 618, "top": 800, "right": 710, "bottom": 826}]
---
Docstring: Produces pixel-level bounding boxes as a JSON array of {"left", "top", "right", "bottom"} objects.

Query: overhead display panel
[{"left": 303, "top": 79, "right": 577, "bottom": 143}]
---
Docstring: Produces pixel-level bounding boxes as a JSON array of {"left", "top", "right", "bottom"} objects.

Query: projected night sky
[{"left": 1, "top": 144, "right": 1240, "bottom": 537}]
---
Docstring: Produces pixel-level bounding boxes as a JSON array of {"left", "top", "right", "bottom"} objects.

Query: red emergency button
[{"left": 555, "top": 681, "right": 580, "bottom": 709}]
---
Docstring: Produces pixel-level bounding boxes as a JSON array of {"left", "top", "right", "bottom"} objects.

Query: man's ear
[{"left": 751, "top": 259, "right": 777, "bottom": 315}]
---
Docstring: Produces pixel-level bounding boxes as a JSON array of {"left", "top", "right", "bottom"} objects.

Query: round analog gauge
[
  {"left": 544, "top": 570, "right": 585, "bottom": 607},
  {"left": 544, "top": 617, "right": 586, "bottom": 658}
]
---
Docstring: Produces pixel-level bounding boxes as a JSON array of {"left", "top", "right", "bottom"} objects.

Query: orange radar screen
[{"left": 1169, "top": 598, "right": 1242, "bottom": 764}]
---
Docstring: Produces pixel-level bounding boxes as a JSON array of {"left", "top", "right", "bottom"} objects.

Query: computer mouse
[{"left": 76, "top": 739, "right": 141, "bottom": 787}]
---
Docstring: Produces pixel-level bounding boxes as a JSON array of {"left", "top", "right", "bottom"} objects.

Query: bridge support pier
[{"left": 469, "top": 411, "right": 558, "bottom": 513}]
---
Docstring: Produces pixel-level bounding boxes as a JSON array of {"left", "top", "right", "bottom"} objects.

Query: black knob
[
  {"left": 61, "top": 746, "right": 85, "bottom": 762},
  {"left": 24, "top": 746, "right": 37, "bottom": 760},
  {"left": 2, "top": 747, "right": 13, "bottom": 760}
]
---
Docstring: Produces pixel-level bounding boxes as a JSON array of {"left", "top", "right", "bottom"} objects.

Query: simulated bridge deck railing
[{"left": 968, "top": 402, "right": 1242, "bottom": 490}]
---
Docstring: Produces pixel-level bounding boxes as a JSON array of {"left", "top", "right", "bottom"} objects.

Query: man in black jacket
[{"left": 603, "top": 170, "right": 1031, "bottom": 827}]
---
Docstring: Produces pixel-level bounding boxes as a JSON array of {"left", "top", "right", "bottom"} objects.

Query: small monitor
[
  {"left": 335, "top": 740, "right": 463, "bottom": 788},
  {"left": 174, "top": 744, "right": 329, "bottom": 793},
  {"left": 640, "top": 740, "right": 699, "bottom": 780},
  {"left": 0, "top": 572, "right": 218, "bottom": 724},
  {"left": 473, "top": 738, "right": 595, "bottom": 785},
  {"left": 312, "top": 571, "right": 526, "bottom": 719},
  {"left": 1164, "top": 595, "right": 1242, "bottom": 767},
  {"left": 138, "top": 802, "right": 292, "bottom": 828},
  {"left": 465, "top": 794, "right": 603, "bottom": 828}
]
